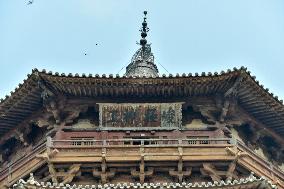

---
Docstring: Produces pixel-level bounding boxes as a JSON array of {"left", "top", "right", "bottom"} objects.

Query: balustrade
[
  {"left": 1, "top": 137, "right": 284, "bottom": 188},
  {"left": 51, "top": 138, "right": 232, "bottom": 148}
]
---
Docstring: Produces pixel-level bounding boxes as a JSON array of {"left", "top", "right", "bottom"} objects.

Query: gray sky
[{"left": 1, "top": 0, "right": 284, "bottom": 99}]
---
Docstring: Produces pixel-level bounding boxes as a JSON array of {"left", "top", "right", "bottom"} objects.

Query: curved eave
[
  {"left": 238, "top": 72, "right": 284, "bottom": 137},
  {"left": 0, "top": 72, "right": 42, "bottom": 137},
  {"left": 39, "top": 68, "right": 239, "bottom": 98},
  {"left": 1, "top": 67, "right": 284, "bottom": 138}
]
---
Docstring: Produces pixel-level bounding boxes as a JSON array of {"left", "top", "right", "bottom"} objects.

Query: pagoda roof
[
  {"left": 12, "top": 173, "right": 277, "bottom": 189},
  {"left": 1, "top": 67, "right": 284, "bottom": 139}
]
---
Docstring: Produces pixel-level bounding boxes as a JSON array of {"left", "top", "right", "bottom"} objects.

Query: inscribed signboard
[{"left": 98, "top": 103, "right": 182, "bottom": 128}]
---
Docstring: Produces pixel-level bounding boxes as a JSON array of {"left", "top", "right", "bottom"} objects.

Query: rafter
[
  {"left": 201, "top": 163, "right": 221, "bottom": 182},
  {"left": 61, "top": 164, "right": 81, "bottom": 184}
]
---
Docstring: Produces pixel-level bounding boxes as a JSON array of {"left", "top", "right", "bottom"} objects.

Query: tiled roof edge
[
  {"left": 37, "top": 66, "right": 247, "bottom": 79},
  {"left": 0, "top": 68, "right": 40, "bottom": 110},
  {"left": 1, "top": 66, "right": 283, "bottom": 107},
  {"left": 12, "top": 172, "right": 277, "bottom": 189}
]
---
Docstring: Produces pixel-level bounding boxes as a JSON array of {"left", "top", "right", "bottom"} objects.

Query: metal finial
[
  {"left": 125, "top": 11, "right": 158, "bottom": 77},
  {"left": 139, "top": 11, "right": 149, "bottom": 49}
]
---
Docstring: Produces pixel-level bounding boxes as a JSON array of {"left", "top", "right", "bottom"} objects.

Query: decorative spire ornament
[
  {"left": 125, "top": 11, "right": 159, "bottom": 77},
  {"left": 140, "top": 11, "right": 149, "bottom": 55}
]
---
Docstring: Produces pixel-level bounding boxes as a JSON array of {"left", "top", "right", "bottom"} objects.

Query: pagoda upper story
[
  {"left": 125, "top": 11, "right": 159, "bottom": 77},
  {"left": 1, "top": 11, "right": 284, "bottom": 189}
]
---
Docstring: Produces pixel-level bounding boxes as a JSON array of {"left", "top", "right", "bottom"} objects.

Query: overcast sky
[{"left": 1, "top": 0, "right": 284, "bottom": 99}]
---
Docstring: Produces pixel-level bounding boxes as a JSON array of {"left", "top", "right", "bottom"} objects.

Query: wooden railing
[
  {"left": 50, "top": 138, "right": 232, "bottom": 148},
  {"left": 1, "top": 137, "right": 284, "bottom": 188}
]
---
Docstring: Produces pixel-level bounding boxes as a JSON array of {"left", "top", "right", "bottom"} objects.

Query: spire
[
  {"left": 125, "top": 11, "right": 159, "bottom": 77},
  {"left": 140, "top": 11, "right": 149, "bottom": 53}
]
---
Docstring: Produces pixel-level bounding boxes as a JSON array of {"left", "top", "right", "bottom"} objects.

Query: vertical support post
[
  {"left": 48, "top": 163, "right": 58, "bottom": 183},
  {"left": 140, "top": 155, "right": 145, "bottom": 183},
  {"left": 7, "top": 162, "right": 11, "bottom": 183},
  {"left": 178, "top": 139, "right": 183, "bottom": 183},
  {"left": 169, "top": 141, "right": 191, "bottom": 183},
  {"left": 101, "top": 142, "right": 107, "bottom": 184},
  {"left": 46, "top": 136, "right": 58, "bottom": 183},
  {"left": 103, "top": 140, "right": 107, "bottom": 146},
  {"left": 99, "top": 103, "right": 103, "bottom": 127},
  {"left": 101, "top": 154, "right": 107, "bottom": 184},
  {"left": 140, "top": 144, "right": 145, "bottom": 183},
  {"left": 177, "top": 157, "right": 183, "bottom": 183},
  {"left": 46, "top": 136, "right": 52, "bottom": 154}
]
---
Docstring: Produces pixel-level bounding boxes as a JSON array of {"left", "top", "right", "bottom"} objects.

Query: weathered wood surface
[
  {"left": 0, "top": 141, "right": 46, "bottom": 188},
  {"left": 1, "top": 138, "right": 284, "bottom": 188},
  {"left": 2, "top": 68, "right": 284, "bottom": 140}
]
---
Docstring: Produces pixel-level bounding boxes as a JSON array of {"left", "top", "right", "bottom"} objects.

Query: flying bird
[{"left": 27, "top": 0, "right": 33, "bottom": 5}]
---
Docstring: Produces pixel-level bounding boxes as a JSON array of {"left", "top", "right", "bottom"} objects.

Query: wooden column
[
  {"left": 169, "top": 140, "right": 192, "bottom": 183},
  {"left": 93, "top": 142, "right": 115, "bottom": 184},
  {"left": 131, "top": 143, "right": 154, "bottom": 183},
  {"left": 37, "top": 137, "right": 59, "bottom": 183}
]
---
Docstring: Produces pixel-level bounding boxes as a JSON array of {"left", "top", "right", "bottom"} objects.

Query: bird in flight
[{"left": 27, "top": 0, "right": 33, "bottom": 5}]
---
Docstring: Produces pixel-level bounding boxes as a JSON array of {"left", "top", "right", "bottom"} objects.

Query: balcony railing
[
  {"left": 50, "top": 138, "right": 233, "bottom": 148},
  {"left": 1, "top": 137, "right": 284, "bottom": 188}
]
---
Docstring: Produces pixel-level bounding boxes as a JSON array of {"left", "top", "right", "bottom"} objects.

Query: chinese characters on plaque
[{"left": 98, "top": 103, "right": 182, "bottom": 128}]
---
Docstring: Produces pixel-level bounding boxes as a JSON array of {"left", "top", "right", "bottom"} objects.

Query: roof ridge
[
  {"left": 1, "top": 66, "right": 284, "bottom": 107},
  {"left": 36, "top": 66, "right": 246, "bottom": 78}
]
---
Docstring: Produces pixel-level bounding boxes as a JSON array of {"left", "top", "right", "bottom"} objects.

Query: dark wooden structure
[{"left": 1, "top": 11, "right": 284, "bottom": 189}]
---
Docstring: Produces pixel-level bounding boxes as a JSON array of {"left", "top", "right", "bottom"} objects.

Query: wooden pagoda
[{"left": 0, "top": 11, "right": 283, "bottom": 189}]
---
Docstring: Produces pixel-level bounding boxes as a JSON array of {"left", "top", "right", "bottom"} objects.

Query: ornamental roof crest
[{"left": 125, "top": 11, "right": 159, "bottom": 77}]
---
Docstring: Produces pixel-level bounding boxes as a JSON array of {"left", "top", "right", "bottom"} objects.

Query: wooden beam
[
  {"left": 139, "top": 155, "right": 145, "bottom": 183},
  {"left": 219, "top": 99, "right": 230, "bottom": 122},
  {"left": 47, "top": 163, "right": 58, "bottom": 183},
  {"left": 0, "top": 124, "right": 14, "bottom": 129},
  {"left": 226, "top": 161, "right": 237, "bottom": 181},
  {"left": 1, "top": 111, "right": 31, "bottom": 117},
  {"left": 101, "top": 151, "right": 107, "bottom": 184},
  {"left": 41, "top": 175, "right": 51, "bottom": 182},
  {"left": 201, "top": 163, "right": 221, "bottom": 182},
  {"left": 169, "top": 166, "right": 192, "bottom": 183},
  {"left": 0, "top": 118, "right": 21, "bottom": 123},
  {"left": 224, "top": 75, "right": 243, "bottom": 98},
  {"left": 130, "top": 156, "right": 154, "bottom": 184},
  {"left": 92, "top": 149, "right": 116, "bottom": 184},
  {"left": 61, "top": 164, "right": 81, "bottom": 184},
  {"left": 236, "top": 106, "right": 284, "bottom": 146}
]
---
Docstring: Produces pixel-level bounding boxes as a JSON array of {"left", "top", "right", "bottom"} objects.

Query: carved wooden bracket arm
[{"left": 224, "top": 75, "right": 244, "bottom": 98}]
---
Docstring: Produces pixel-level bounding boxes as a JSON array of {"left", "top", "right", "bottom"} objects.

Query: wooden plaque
[{"left": 98, "top": 103, "right": 182, "bottom": 128}]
